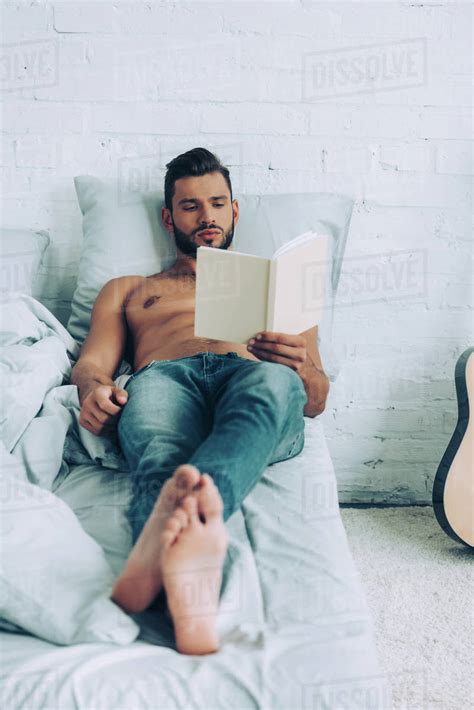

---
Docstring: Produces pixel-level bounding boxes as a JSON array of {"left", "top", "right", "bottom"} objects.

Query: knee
[{"left": 253, "top": 362, "right": 307, "bottom": 405}]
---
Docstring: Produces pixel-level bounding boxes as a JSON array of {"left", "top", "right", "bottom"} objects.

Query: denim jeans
[{"left": 117, "top": 352, "right": 308, "bottom": 543}]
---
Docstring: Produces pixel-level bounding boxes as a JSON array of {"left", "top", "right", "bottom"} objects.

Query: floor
[{"left": 341, "top": 506, "right": 473, "bottom": 710}]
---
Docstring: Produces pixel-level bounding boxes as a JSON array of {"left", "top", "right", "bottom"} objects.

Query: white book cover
[{"left": 194, "top": 231, "right": 329, "bottom": 344}]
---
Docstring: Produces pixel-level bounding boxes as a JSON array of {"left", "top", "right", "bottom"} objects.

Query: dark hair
[{"left": 164, "top": 147, "right": 233, "bottom": 212}]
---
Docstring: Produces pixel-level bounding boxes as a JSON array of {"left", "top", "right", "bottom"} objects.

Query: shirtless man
[{"left": 70, "top": 147, "right": 329, "bottom": 655}]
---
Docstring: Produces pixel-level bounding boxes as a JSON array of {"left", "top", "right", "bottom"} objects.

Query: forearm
[
  {"left": 299, "top": 356, "right": 330, "bottom": 418},
  {"left": 70, "top": 360, "right": 115, "bottom": 406}
]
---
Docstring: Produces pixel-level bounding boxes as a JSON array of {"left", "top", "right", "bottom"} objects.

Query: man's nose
[{"left": 198, "top": 206, "right": 216, "bottom": 224}]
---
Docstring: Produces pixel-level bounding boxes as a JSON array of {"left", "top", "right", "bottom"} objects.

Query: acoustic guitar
[{"left": 433, "top": 347, "right": 474, "bottom": 548}]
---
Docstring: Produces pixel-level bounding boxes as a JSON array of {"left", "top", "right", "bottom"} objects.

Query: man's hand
[
  {"left": 247, "top": 331, "right": 306, "bottom": 373},
  {"left": 79, "top": 385, "right": 128, "bottom": 437}
]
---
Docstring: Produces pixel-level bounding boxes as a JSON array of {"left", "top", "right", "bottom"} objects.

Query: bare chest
[{"left": 124, "top": 273, "right": 196, "bottom": 332}]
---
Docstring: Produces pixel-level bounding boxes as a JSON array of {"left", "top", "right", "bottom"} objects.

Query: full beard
[{"left": 172, "top": 216, "right": 235, "bottom": 257}]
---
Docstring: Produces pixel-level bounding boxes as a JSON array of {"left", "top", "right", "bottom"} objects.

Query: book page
[
  {"left": 269, "top": 233, "right": 329, "bottom": 333},
  {"left": 194, "top": 247, "right": 270, "bottom": 344}
]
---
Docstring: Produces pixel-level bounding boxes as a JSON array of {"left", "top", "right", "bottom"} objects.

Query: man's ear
[
  {"left": 232, "top": 198, "right": 239, "bottom": 226},
  {"left": 161, "top": 206, "right": 174, "bottom": 234}
]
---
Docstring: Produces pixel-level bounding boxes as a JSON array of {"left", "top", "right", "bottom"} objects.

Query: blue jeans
[{"left": 117, "top": 352, "right": 308, "bottom": 543}]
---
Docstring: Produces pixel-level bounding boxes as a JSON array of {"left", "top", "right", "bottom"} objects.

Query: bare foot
[
  {"left": 111, "top": 464, "right": 202, "bottom": 613},
  {"left": 161, "top": 481, "right": 228, "bottom": 655}
]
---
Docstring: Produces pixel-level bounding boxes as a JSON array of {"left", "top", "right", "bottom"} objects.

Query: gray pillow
[
  {"left": 0, "top": 229, "right": 50, "bottom": 297},
  {"left": 69, "top": 176, "right": 354, "bottom": 379},
  {"left": 68, "top": 176, "right": 176, "bottom": 348}
]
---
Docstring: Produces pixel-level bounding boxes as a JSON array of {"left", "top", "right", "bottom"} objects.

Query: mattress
[{"left": 0, "top": 416, "right": 389, "bottom": 709}]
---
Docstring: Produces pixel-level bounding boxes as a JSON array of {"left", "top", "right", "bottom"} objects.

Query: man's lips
[{"left": 197, "top": 230, "right": 220, "bottom": 237}]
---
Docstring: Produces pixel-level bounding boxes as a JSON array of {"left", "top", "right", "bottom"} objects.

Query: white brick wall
[{"left": 1, "top": 0, "right": 472, "bottom": 504}]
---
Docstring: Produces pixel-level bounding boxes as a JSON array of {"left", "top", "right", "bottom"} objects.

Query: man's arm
[
  {"left": 71, "top": 276, "right": 137, "bottom": 434},
  {"left": 71, "top": 277, "right": 129, "bottom": 402},
  {"left": 298, "top": 325, "right": 330, "bottom": 418}
]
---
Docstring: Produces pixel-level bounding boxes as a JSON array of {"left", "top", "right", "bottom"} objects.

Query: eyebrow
[{"left": 177, "top": 195, "right": 229, "bottom": 206}]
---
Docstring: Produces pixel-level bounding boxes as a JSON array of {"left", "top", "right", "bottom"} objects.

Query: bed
[{"left": 0, "top": 183, "right": 390, "bottom": 708}]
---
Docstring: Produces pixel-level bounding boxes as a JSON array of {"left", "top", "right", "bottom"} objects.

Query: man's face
[{"left": 163, "top": 172, "right": 239, "bottom": 258}]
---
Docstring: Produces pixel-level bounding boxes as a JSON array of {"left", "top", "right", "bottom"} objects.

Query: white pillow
[
  {"left": 0, "top": 442, "right": 139, "bottom": 646},
  {"left": 0, "top": 229, "right": 50, "bottom": 297},
  {"left": 68, "top": 176, "right": 176, "bottom": 349},
  {"left": 69, "top": 176, "right": 354, "bottom": 380}
]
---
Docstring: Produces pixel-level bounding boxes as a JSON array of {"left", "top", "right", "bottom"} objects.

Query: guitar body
[{"left": 433, "top": 347, "right": 474, "bottom": 548}]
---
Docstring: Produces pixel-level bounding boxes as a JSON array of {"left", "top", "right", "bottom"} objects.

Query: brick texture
[{"left": 1, "top": 1, "right": 472, "bottom": 504}]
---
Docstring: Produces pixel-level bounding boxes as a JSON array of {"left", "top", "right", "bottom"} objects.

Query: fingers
[
  {"left": 79, "top": 406, "right": 115, "bottom": 436},
  {"left": 98, "top": 400, "right": 122, "bottom": 416},
  {"left": 86, "top": 410, "right": 105, "bottom": 428},
  {"left": 91, "top": 386, "right": 128, "bottom": 416},
  {"left": 79, "top": 386, "right": 128, "bottom": 435},
  {"left": 247, "top": 340, "right": 304, "bottom": 363},
  {"left": 245, "top": 348, "right": 300, "bottom": 371},
  {"left": 99, "top": 387, "right": 127, "bottom": 415},
  {"left": 250, "top": 331, "right": 305, "bottom": 347}
]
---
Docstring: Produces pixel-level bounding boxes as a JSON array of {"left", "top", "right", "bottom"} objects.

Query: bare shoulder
[{"left": 98, "top": 275, "right": 146, "bottom": 311}]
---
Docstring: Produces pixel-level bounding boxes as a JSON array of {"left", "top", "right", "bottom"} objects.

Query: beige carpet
[{"left": 341, "top": 506, "right": 473, "bottom": 710}]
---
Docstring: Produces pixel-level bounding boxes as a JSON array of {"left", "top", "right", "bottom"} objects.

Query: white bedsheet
[{"left": 0, "top": 294, "right": 390, "bottom": 708}]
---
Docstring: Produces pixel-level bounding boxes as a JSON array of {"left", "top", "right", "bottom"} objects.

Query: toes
[
  {"left": 160, "top": 527, "right": 177, "bottom": 550},
  {"left": 173, "top": 464, "right": 201, "bottom": 495},
  {"left": 171, "top": 507, "right": 188, "bottom": 530},
  {"left": 197, "top": 474, "right": 224, "bottom": 522},
  {"left": 163, "top": 508, "right": 189, "bottom": 539},
  {"left": 180, "top": 494, "right": 199, "bottom": 523},
  {"left": 152, "top": 477, "right": 177, "bottom": 514}
]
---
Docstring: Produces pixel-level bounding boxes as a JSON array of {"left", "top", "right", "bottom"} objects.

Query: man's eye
[{"left": 183, "top": 204, "right": 224, "bottom": 211}]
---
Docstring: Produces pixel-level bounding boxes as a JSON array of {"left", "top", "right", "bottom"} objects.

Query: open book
[{"left": 194, "top": 231, "right": 329, "bottom": 344}]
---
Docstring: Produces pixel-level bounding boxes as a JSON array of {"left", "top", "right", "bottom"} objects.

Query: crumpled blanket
[
  {"left": 1, "top": 293, "right": 130, "bottom": 492},
  {"left": 0, "top": 294, "right": 390, "bottom": 704}
]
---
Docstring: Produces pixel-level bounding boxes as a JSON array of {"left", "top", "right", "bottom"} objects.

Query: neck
[{"left": 174, "top": 250, "right": 196, "bottom": 272}]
